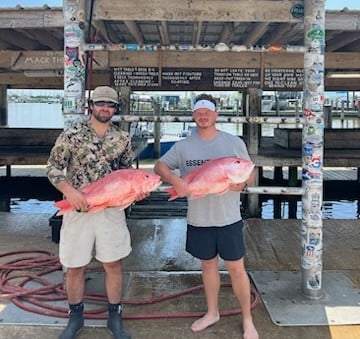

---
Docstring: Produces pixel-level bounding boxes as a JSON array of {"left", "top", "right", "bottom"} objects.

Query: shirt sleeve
[
  {"left": 234, "top": 136, "right": 251, "bottom": 161},
  {"left": 119, "top": 135, "right": 133, "bottom": 169},
  {"left": 159, "top": 142, "right": 180, "bottom": 170},
  {"left": 46, "top": 132, "right": 71, "bottom": 187}
]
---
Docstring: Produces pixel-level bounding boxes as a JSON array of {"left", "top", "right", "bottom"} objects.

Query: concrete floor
[{"left": 0, "top": 212, "right": 359, "bottom": 339}]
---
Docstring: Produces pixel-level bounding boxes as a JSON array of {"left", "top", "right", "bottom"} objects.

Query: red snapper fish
[
  {"left": 54, "top": 168, "right": 162, "bottom": 216},
  {"left": 166, "top": 156, "right": 255, "bottom": 201}
]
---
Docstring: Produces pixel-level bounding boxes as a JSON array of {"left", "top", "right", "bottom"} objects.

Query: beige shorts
[{"left": 59, "top": 207, "right": 131, "bottom": 268}]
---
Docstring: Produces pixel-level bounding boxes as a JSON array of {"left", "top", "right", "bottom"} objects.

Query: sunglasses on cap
[{"left": 93, "top": 101, "right": 117, "bottom": 108}]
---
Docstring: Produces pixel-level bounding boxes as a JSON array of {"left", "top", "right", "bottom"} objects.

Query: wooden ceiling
[{"left": 0, "top": 1, "right": 359, "bottom": 90}]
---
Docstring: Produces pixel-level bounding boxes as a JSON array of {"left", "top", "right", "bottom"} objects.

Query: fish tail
[
  {"left": 165, "top": 187, "right": 179, "bottom": 201},
  {"left": 54, "top": 199, "right": 72, "bottom": 216}
]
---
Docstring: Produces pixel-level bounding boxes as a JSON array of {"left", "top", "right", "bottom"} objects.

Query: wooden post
[
  {"left": 323, "top": 104, "right": 332, "bottom": 128},
  {"left": 0, "top": 85, "right": 7, "bottom": 127},
  {"left": 119, "top": 86, "right": 131, "bottom": 132},
  {"left": 120, "top": 86, "right": 131, "bottom": 115},
  {"left": 244, "top": 88, "right": 261, "bottom": 217},
  {"left": 153, "top": 100, "right": 161, "bottom": 159}
]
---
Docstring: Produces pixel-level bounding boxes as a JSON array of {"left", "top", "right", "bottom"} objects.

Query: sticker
[
  {"left": 291, "top": 4, "right": 304, "bottom": 18},
  {"left": 307, "top": 271, "right": 322, "bottom": 289}
]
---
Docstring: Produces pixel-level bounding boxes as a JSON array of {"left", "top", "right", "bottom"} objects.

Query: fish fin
[
  {"left": 54, "top": 199, "right": 70, "bottom": 209},
  {"left": 87, "top": 204, "right": 108, "bottom": 213},
  {"left": 188, "top": 192, "right": 206, "bottom": 200},
  {"left": 56, "top": 209, "right": 64, "bottom": 216},
  {"left": 215, "top": 188, "right": 229, "bottom": 195},
  {"left": 165, "top": 187, "right": 179, "bottom": 201},
  {"left": 54, "top": 199, "right": 74, "bottom": 216},
  {"left": 55, "top": 207, "right": 72, "bottom": 216},
  {"left": 227, "top": 174, "right": 243, "bottom": 184}
]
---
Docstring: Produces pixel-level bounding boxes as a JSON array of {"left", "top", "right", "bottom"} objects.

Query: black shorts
[{"left": 186, "top": 220, "right": 246, "bottom": 261}]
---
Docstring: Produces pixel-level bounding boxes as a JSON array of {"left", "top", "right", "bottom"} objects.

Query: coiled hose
[{"left": 0, "top": 249, "right": 259, "bottom": 320}]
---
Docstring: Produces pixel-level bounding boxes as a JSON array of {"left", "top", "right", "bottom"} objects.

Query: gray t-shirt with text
[{"left": 159, "top": 129, "right": 251, "bottom": 227}]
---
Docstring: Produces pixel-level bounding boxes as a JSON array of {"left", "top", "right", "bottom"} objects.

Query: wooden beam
[
  {"left": 29, "top": 28, "right": 63, "bottom": 50},
  {"left": 192, "top": 21, "right": 203, "bottom": 46},
  {"left": 159, "top": 21, "right": 170, "bottom": 46},
  {"left": 92, "top": 20, "right": 112, "bottom": 43},
  {"left": 123, "top": 20, "right": 144, "bottom": 45},
  {"left": 1, "top": 29, "right": 41, "bottom": 50},
  {"left": 219, "top": 23, "right": 236, "bottom": 44},
  {"left": 1, "top": 50, "right": 359, "bottom": 70},
  {"left": 326, "top": 32, "right": 360, "bottom": 52},
  {"left": 278, "top": 23, "right": 303, "bottom": 45},
  {"left": 1, "top": 69, "right": 358, "bottom": 91},
  {"left": 0, "top": 8, "right": 63, "bottom": 28},
  {"left": 94, "top": 0, "right": 304, "bottom": 22},
  {"left": 0, "top": 72, "right": 109, "bottom": 89},
  {"left": 0, "top": 6, "right": 357, "bottom": 29},
  {"left": 244, "top": 22, "right": 269, "bottom": 47},
  {"left": 325, "top": 11, "right": 360, "bottom": 30},
  {"left": 266, "top": 23, "right": 293, "bottom": 45}
]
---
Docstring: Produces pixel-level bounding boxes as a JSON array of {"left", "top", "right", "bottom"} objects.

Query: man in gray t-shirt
[{"left": 154, "top": 94, "right": 258, "bottom": 339}]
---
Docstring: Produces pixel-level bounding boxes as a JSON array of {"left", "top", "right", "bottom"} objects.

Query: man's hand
[
  {"left": 57, "top": 182, "right": 89, "bottom": 212},
  {"left": 171, "top": 177, "right": 189, "bottom": 198}
]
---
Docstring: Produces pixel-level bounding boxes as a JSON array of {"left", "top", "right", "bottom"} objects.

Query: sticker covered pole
[
  {"left": 301, "top": 0, "right": 325, "bottom": 299},
  {"left": 63, "top": 0, "right": 87, "bottom": 128}
]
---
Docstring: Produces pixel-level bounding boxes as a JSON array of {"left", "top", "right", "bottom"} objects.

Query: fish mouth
[{"left": 152, "top": 180, "right": 163, "bottom": 191}]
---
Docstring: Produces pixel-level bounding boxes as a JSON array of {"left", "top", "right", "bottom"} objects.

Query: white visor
[{"left": 193, "top": 99, "right": 216, "bottom": 112}]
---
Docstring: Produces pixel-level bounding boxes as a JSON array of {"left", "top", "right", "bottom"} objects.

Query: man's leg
[
  {"left": 191, "top": 257, "right": 221, "bottom": 332},
  {"left": 225, "top": 259, "right": 259, "bottom": 339},
  {"left": 59, "top": 266, "right": 86, "bottom": 339},
  {"left": 103, "top": 260, "right": 131, "bottom": 339}
]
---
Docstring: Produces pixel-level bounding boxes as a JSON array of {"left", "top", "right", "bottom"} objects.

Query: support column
[
  {"left": 301, "top": 0, "right": 325, "bottom": 299},
  {"left": 0, "top": 85, "right": 8, "bottom": 127},
  {"left": 153, "top": 101, "right": 161, "bottom": 159},
  {"left": 244, "top": 88, "right": 261, "bottom": 218},
  {"left": 120, "top": 86, "right": 132, "bottom": 131},
  {"left": 323, "top": 104, "right": 332, "bottom": 128},
  {"left": 63, "top": 0, "right": 87, "bottom": 128}
]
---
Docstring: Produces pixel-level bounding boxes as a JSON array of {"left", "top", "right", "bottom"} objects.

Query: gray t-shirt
[{"left": 159, "top": 129, "right": 251, "bottom": 227}]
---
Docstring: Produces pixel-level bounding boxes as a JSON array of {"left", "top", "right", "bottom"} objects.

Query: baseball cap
[{"left": 92, "top": 86, "right": 119, "bottom": 104}]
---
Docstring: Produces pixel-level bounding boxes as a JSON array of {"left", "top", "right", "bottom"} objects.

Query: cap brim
[{"left": 93, "top": 96, "right": 118, "bottom": 104}]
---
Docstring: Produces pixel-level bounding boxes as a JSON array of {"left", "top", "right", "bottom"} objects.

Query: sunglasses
[{"left": 93, "top": 101, "right": 117, "bottom": 108}]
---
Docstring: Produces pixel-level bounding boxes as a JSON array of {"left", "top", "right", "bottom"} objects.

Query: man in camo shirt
[{"left": 47, "top": 86, "right": 137, "bottom": 339}]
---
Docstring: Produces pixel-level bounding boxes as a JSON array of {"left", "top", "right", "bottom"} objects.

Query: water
[
  {"left": 7, "top": 102, "right": 64, "bottom": 128},
  {"left": 261, "top": 199, "right": 360, "bottom": 219},
  {"left": 10, "top": 198, "right": 58, "bottom": 215},
  {"left": 4, "top": 194, "right": 360, "bottom": 220},
  {"left": 3, "top": 102, "right": 360, "bottom": 219}
]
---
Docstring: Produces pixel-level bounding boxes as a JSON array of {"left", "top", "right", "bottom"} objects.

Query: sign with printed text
[
  {"left": 112, "top": 67, "right": 302, "bottom": 90},
  {"left": 263, "top": 68, "right": 303, "bottom": 90}
]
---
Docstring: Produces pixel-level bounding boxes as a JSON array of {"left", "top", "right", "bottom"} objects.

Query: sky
[{"left": 0, "top": 0, "right": 359, "bottom": 10}]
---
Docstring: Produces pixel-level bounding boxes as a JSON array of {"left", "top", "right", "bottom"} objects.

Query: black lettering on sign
[
  {"left": 112, "top": 67, "right": 160, "bottom": 88},
  {"left": 213, "top": 68, "right": 261, "bottom": 89}
]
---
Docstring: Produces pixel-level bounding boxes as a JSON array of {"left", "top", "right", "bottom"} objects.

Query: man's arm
[
  {"left": 55, "top": 181, "right": 89, "bottom": 212},
  {"left": 154, "top": 160, "right": 189, "bottom": 198},
  {"left": 229, "top": 167, "right": 256, "bottom": 192}
]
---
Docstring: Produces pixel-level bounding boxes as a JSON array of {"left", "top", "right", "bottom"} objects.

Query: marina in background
[{"left": 2, "top": 89, "right": 360, "bottom": 220}]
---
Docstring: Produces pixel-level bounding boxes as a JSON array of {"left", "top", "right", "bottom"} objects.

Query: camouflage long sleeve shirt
[{"left": 46, "top": 119, "right": 133, "bottom": 189}]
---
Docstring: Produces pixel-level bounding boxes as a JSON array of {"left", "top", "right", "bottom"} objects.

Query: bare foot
[
  {"left": 191, "top": 313, "right": 220, "bottom": 332},
  {"left": 243, "top": 319, "right": 259, "bottom": 339}
]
